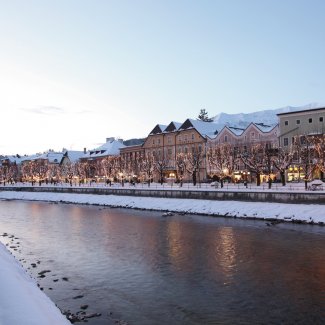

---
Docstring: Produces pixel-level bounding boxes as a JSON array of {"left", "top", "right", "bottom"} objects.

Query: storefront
[{"left": 287, "top": 165, "right": 305, "bottom": 182}]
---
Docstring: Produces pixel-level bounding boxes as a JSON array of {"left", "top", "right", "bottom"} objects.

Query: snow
[
  {"left": 0, "top": 190, "right": 324, "bottom": 224},
  {"left": 0, "top": 241, "right": 70, "bottom": 325},
  {"left": 212, "top": 103, "right": 325, "bottom": 129}
]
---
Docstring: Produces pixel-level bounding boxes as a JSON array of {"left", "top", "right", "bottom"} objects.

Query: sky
[{"left": 1, "top": 0, "right": 325, "bottom": 155}]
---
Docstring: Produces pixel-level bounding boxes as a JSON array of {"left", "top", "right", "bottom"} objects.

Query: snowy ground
[
  {"left": 0, "top": 241, "right": 70, "bottom": 325},
  {"left": 0, "top": 189, "right": 324, "bottom": 224},
  {"left": 0, "top": 187, "right": 324, "bottom": 325}
]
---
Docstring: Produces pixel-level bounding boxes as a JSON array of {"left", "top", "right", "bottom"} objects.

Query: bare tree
[
  {"left": 273, "top": 145, "right": 294, "bottom": 186},
  {"left": 207, "top": 144, "right": 237, "bottom": 188},
  {"left": 294, "top": 136, "right": 317, "bottom": 190},
  {"left": 311, "top": 134, "right": 325, "bottom": 178},
  {"left": 176, "top": 153, "right": 186, "bottom": 187},
  {"left": 240, "top": 144, "right": 265, "bottom": 186},
  {"left": 141, "top": 153, "right": 155, "bottom": 187},
  {"left": 154, "top": 155, "right": 169, "bottom": 185},
  {"left": 184, "top": 150, "right": 203, "bottom": 186}
]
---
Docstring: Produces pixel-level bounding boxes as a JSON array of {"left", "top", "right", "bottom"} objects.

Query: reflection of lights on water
[
  {"left": 166, "top": 221, "right": 187, "bottom": 271},
  {"left": 213, "top": 227, "right": 237, "bottom": 277}
]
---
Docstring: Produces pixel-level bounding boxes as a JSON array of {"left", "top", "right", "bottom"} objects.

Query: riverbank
[
  {"left": 0, "top": 240, "right": 70, "bottom": 325},
  {"left": 0, "top": 190, "right": 324, "bottom": 225}
]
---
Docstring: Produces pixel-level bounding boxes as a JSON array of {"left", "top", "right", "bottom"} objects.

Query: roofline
[{"left": 277, "top": 107, "right": 325, "bottom": 116}]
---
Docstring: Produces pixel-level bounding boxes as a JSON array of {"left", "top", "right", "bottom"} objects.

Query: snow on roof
[
  {"left": 180, "top": 119, "right": 220, "bottom": 137},
  {"left": 83, "top": 139, "right": 126, "bottom": 159},
  {"left": 149, "top": 124, "right": 168, "bottom": 135},
  {"left": 228, "top": 126, "right": 245, "bottom": 136},
  {"left": 64, "top": 150, "right": 85, "bottom": 163},
  {"left": 253, "top": 123, "right": 277, "bottom": 133},
  {"left": 1, "top": 155, "right": 23, "bottom": 164}
]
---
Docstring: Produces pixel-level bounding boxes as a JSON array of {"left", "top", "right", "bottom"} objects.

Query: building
[
  {"left": 277, "top": 107, "right": 325, "bottom": 182},
  {"left": 277, "top": 107, "right": 325, "bottom": 148}
]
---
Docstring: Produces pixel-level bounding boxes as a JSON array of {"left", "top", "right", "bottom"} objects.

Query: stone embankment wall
[{"left": 1, "top": 186, "right": 325, "bottom": 205}]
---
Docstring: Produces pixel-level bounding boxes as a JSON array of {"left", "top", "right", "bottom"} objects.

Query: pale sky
[{"left": 1, "top": 0, "right": 325, "bottom": 155}]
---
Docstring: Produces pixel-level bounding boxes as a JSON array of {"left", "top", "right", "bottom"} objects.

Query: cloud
[{"left": 20, "top": 106, "right": 65, "bottom": 115}]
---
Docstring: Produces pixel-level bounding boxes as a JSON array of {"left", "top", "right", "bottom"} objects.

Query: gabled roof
[
  {"left": 164, "top": 121, "right": 182, "bottom": 133},
  {"left": 228, "top": 126, "right": 245, "bottom": 136},
  {"left": 252, "top": 122, "right": 278, "bottom": 133},
  {"left": 179, "top": 119, "right": 220, "bottom": 137},
  {"left": 149, "top": 124, "right": 167, "bottom": 135},
  {"left": 82, "top": 139, "right": 126, "bottom": 159}
]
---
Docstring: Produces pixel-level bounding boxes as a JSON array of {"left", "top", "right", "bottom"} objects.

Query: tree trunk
[
  {"left": 192, "top": 171, "right": 197, "bottom": 186},
  {"left": 268, "top": 177, "right": 272, "bottom": 189},
  {"left": 256, "top": 172, "right": 261, "bottom": 186},
  {"left": 304, "top": 179, "right": 308, "bottom": 190},
  {"left": 280, "top": 171, "right": 286, "bottom": 186}
]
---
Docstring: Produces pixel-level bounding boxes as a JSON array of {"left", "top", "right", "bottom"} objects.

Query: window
[
  {"left": 300, "top": 136, "right": 306, "bottom": 145},
  {"left": 184, "top": 147, "right": 188, "bottom": 154},
  {"left": 152, "top": 139, "right": 155, "bottom": 145},
  {"left": 308, "top": 118, "right": 313, "bottom": 123},
  {"left": 179, "top": 136, "right": 182, "bottom": 142},
  {"left": 224, "top": 135, "right": 228, "bottom": 142},
  {"left": 184, "top": 135, "right": 188, "bottom": 141},
  {"left": 167, "top": 136, "right": 171, "bottom": 144},
  {"left": 198, "top": 145, "right": 202, "bottom": 152},
  {"left": 296, "top": 119, "right": 300, "bottom": 125},
  {"left": 191, "top": 133, "right": 195, "bottom": 140},
  {"left": 284, "top": 138, "right": 289, "bottom": 146},
  {"left": 320, "top": 117, "right": 324, "bottom": 122},
  {"left": 285, "top": 120, "right": 289, "bottom": 126},
  {"left": 251, "top": 132, "right": 255, "bottom": 138},
  {"left": 168, "top": 148, "right": 172, "bottom": 156},
  {"left": 158, "top": 139, "right": 160, "bottom": 144}
]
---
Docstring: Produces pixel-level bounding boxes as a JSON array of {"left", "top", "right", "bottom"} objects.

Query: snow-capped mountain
[{"left": 212, "top": 103, "right": 325, "bottom": 129}]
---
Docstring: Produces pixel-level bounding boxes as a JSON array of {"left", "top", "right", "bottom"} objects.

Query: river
[{"left": 0, "top": 200, "right": 324, "bottom": 325}]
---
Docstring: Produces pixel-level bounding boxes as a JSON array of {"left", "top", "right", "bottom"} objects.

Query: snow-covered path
[{"left": 0, "top": 241, "right": 70, "bottom": 325}]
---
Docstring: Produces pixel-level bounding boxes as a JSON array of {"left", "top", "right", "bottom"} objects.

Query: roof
[
  {"left": 164, "top": 121, "right": 182, "bottom": 133},
  {"left": 1, "top": 155, "right": 23, "bottom": 164},
  {"left": 82, "top": 139, "right": 126, "bottom": 159},
  {"left": 277, "top": 107, "right": 325, "bottom": 116},
  {"left": 253, "top": 122, "right": 278, "bottom": 133},
  {"left": 149, "top": 124, "right": 168, "bottom": 135},
  {"left": 64, "top": 150, "right": 85, "bottom": 163},
  {"left": 228, "top": 126, "right": 245, "bottom": 136},
  {"left": 179, "top": 119, "right": 220, "bottom": 137}
]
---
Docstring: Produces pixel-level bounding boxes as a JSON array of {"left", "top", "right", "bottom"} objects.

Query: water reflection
[
  {"left": 213, "top": 227, "right": 237, "bottom": 280},
  {"left": 0, "top": 201, "right": 324, "bottom": 325}
]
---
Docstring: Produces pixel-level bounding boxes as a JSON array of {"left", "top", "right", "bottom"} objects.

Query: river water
[{"left": 0, "top": 200, "right": 324, "bottom": 325}]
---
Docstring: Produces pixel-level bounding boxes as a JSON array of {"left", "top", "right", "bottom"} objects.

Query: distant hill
[
  {"left": 211, "top": 103, "right": 325, "bottom": 129},
  {"left": 123, "top": 138, "right": 145, "bottom": 146}
]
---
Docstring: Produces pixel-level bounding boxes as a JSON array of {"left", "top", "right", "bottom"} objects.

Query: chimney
[
  {"left": 106, "top": 137, "right": 114, "bottom": 143},
  {"left": 83, "top": 148, "right": 87, "bottom": 154}
]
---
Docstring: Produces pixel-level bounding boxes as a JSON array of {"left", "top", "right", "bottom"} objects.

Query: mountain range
[{"left": 211, "top": 102, "right": 324, "bottom": 129}]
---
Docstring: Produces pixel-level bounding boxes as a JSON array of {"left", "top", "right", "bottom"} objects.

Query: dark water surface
[{"left": 0, "top": 200, "right": 324, "bottom": 325}]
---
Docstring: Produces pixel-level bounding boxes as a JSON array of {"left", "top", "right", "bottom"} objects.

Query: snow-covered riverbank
[
  {"left": 0, "top": 241, "right": 70, "bottom": 325},
  {"left": 0, "top": 190, "right": 324, "bottom": 225}
]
